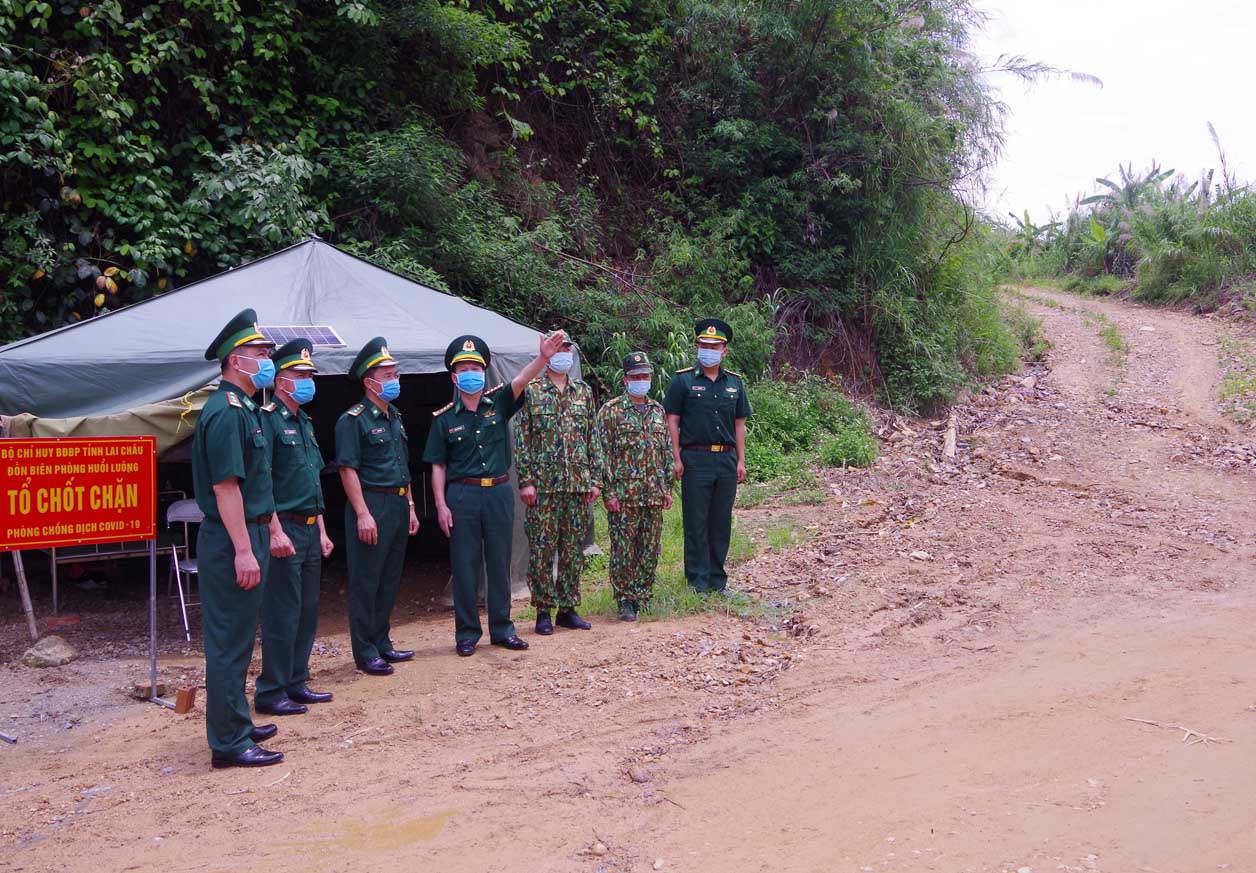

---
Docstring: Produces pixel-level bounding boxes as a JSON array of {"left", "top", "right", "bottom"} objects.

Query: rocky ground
[{"left": 2, "top": 285, "right": 1256, "bottom": 873}]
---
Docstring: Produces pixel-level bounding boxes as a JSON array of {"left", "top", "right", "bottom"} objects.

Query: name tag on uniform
[
  {"left": 369, "top": 426, "right": 387, "bottom": 435},
  {"left": 283, "top": 428, "right": 298, "bottom": 435},
  {"left": 690, "top": 385, "right": 706, "bottom": 392},
  {"left": 726, "top": 387, "right": 738, "bottom": 394},
  {"left": 449, "top": 425, "right": 466, "bottom": 434}
]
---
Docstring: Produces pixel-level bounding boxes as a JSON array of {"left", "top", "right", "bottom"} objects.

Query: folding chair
[{"left": 167, "top": 499, "right": 204, "bottom": 641}]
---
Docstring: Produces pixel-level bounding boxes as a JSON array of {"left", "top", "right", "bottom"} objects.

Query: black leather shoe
[
  {"left": 211, "top": 745, "right": 284, "bottom": 769},
  {"left": 250, "top": 723, "right": 278, "bottom": 743},
  {"left": 618, "top": 601, "right": 637, "bottom": 622},
  {"left": 556, "top": 609, "right": 592, "bottom": 630},
  {"left": 358, "top": 657, "right": 394, "bottom": 676},
  {"left": 381, "top": 648, "right": 414, "bottom": 663},
  {"left": 535, "top": 611, "right": 554, "bottom": 635},
  {"left": 491, "top": 635, "right": 529, "bottom": 651},
  {"left": 289, "top": 687, "right": 333, "bottom": 704},
  {"left": 256, "top": 697, "right": 308, "bottom": 717},
  {"left": 456, "top": 640, "right": 476, "bottom": 657}
]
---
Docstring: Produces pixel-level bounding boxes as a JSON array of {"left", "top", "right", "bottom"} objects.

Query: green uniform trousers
[
  {"left": 255, "top": 519, "right": 322, "bottom": 706},
  {"left": 680, "top": 449, "right": 737, "bottom": 593},
  {"left": 525, "top": 491, "right": 589, "bottom": 610},
  {"left": 447, "top": 481, "right": 517, "bottom": 644},
  {"left": 608, "top": 505, "right": 663, "bottom": 606},
  {"left": 198, "top": 519, "right": 270, "bottom": 756},
  {"left": 344, "top": 491, "right": 408, "bottom": 666}
]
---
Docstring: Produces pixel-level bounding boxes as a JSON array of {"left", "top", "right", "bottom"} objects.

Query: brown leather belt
[
  {"left": 245, "top": 513, "right": 274, "bottom": 525},
  {"left": 682, "top": 444, "right": 735, "bottom": 453},
  {"left": 364, "top": 485, "right": 409, "bottom": 496},
  {"left": 453, "top": 475, "right": 509, "bottom": 487},
  {"left": 276, "top": 511, "right": 319, "bottom": 525}
]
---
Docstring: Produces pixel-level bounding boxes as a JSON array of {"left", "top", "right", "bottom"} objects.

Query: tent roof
[{"left": 0, "top": 239, "right": 541, "bottom": 418}]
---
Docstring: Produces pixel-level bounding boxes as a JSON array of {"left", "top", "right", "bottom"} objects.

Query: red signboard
[{"left": 0, "top": 436, "right": 157, "bottom": 552}]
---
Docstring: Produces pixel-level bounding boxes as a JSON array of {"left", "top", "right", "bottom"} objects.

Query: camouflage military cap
[{"left": 622, "top": 351, "right": 653, "bottom": 375}]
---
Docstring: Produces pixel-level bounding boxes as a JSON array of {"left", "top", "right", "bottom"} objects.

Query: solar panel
[{"left": 260, "top": 325, "right": 346, "bottom": 347}]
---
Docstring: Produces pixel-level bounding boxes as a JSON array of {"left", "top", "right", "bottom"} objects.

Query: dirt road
[{"left": 3, "top": 286, "right": 1256, "bottom": 873}]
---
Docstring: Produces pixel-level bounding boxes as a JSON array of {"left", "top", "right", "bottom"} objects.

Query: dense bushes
[
  {"left": 2, "top": 0, "right": 1025, "bottom": 411},
  {"left": 743, "top": 376, "right": 877, "bottom": 482}
]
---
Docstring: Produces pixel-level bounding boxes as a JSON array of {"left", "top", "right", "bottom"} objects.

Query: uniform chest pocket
[
  {"left": 480, "top": 417, "right": 506, "bottom": 444},
  {"left": 251, "top": 430, "right": 267, "bottom": 448},
  {"left": 278, "top": 431, "right": 300, "bottom": 447},
  {"left": 366, "top": 430, "right": 390, "bottom": 446}
]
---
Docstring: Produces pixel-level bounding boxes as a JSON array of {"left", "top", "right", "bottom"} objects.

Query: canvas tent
[
  {"left": 0, "top": 238, "right": 544, "bottom": 418},
  {"left": 0, "top": 238, "right": 558, "bottom": 593}
]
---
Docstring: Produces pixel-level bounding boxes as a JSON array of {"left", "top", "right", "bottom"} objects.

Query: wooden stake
[
  {"left": 942, "top": 410, "right": 958, "bottom": 460},
  {"left": 13, "top": 552, "right": 39, "bottom": 643}
]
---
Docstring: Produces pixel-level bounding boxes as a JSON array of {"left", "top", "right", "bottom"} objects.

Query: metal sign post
[{"left": 148, "top": 537, "right": 173, "bottom": 709}]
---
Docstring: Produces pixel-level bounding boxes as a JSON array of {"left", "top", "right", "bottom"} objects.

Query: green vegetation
[
  {"left": 1217, "top": 334, "right": 1256, "bottom": 422},
  {"left": 3, "top": 0, "right": 1036, "bottom": 413},
  {"left": 1000, "top": 131, "right": 1256, "bottom": 310},
  {"left": 745, "top": 374, "right": 878, "bottom": 482}
]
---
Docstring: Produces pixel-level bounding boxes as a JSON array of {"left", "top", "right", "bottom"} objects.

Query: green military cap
[
  {"left": 273, "top": 338, "right": 317, "bottom": 372},
  {"left": 622, "top": 351, "right": 652, "bottom": 375},
  {"left": 350, "top": 336, "right": 397, "bottom": 381},
  {"left": 695, "top": 317, "right": 732, "bottom": 344},
  {"left": 204, "top": 308, "right": 274, "bottom": 362},
  {"left": 445, "top": 334, "right": 490, "bottom": 370}
]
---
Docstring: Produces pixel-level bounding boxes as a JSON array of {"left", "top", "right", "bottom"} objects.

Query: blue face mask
[
  {"left": 455, "top": 370, "right": 485, "bottom": 394},
  {"left": 288, "top": 378, "right": 315, "bottom": 405},
  {"left": 696, "top": 348, "right": 723, "bottom": 369},
  {"left": 549, "top": 351, "right": 574, "bottom": 374},
  {"left": 377, "top": 379, "right": 401, "bottom": 402},
  {"left": 626, "top": 378, "right": 651, "bottom": 397},
  {"left": 239, "top": 354, "right": 275, "bottom": 390}
]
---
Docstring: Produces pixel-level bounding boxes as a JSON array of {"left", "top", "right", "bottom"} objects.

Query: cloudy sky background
[{"left": 973, "top": 0, "right": 1255, "bottom": 223}]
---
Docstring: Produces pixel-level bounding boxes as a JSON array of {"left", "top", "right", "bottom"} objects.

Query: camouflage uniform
[
  {"left": 597, "top": 393, "right": 673, "bottom": 607},
  {"left": 515, "top": 374, "right": 602, "bottom": 610}
]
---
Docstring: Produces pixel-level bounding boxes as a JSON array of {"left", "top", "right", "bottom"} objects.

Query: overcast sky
[{"left": 973, "top": 0, "right": 1255, "bottom": 222}]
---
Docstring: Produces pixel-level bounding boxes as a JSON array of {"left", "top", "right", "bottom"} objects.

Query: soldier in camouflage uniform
[
  {"left": 515, "top": 332, "right": 602, "bottom": 634},
  {"left": 597, "top": 352, "right": 674, "bottom": 621}
]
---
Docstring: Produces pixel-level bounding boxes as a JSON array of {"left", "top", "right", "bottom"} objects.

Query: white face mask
[
  {"left": 697, "top": 347, "right": 723, "bottom": 368},
  {"left": 549, "top": 351, "right": 575, "bottom": 373},
  {"left": 626, "top": 378, "right": 651, "bottom": 397}
]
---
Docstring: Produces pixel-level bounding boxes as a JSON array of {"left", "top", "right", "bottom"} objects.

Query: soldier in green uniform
[
  {"left": 254, "top": 339, "right": 335, "bottom": 717},
  {"left": 515, "top": 332, "right": 602, "bottom": 634},
  {"left": 335, "top": 337, "right": 420, "bottom": 677},
  {"left": 423, "top": 330, "right": 568, "bottom": 656},
  {"left": 597, "top": 351, "right": 673, "bottom": 621},
  {"left": 663, "top": 318, "right": 751, "bottom": 595},
  {"left": 192, "top": 308, "right": 283, "bottom": 769}
]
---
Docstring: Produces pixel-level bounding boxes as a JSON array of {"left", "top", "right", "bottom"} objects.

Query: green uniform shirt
[
  {"left": 192, "top": 382, "right": 275, "bottom": 522},
  {"left": 515, "top": 376, "right": 602, "bottom": 493},
  {"left": 662, "top": 366, "right": 752, "bottom": 446},
  {"left": 334, "top": 398, "right": 411, "bottom": 488},
  {"left": 423, "top": 382, "right": 525, "bottom": 480},
  {"left": 261, "top": 401, "right": 326, "bottom": 514},
  {"left": 596, "top": 394, "right": 672, "bottom": 506}
]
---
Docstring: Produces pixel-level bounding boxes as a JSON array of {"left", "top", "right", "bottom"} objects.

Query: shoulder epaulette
[
  {"left": 487, "top": 382, "right": 506, "bottom": 393},
  {"left": 725, "top": 369, "right": 743, "bottom": 378},
  {"left": 674, "top": 366, "right": 694, "bottom": 374},
  {"left": 432, "top": 402, "right": 453, "bottom": 416},
  {"left": 226, "top": 392, "right": 242, "bottom": 408},
  {"left": 347, "top": 403, "right": 365, "bottom": 417},
  {"left": 261, "top": 401, "right": 277, "bottom": 412}
]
